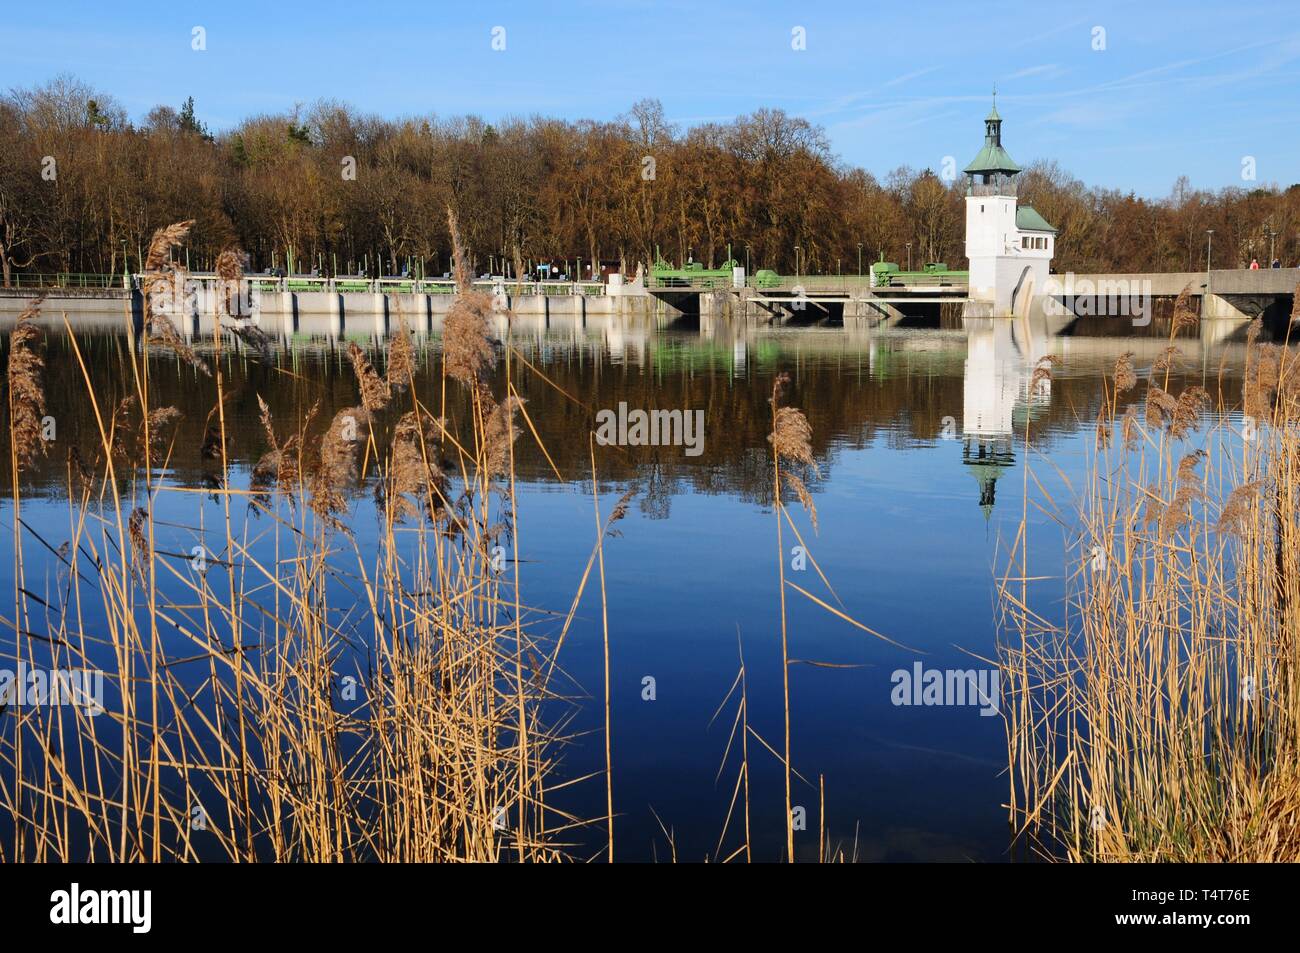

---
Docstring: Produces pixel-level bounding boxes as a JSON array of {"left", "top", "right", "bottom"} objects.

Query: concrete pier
[
  {"left": 0, "top": 284, "right": 661, "bottom": 335},
  {"left": 2, "top": 267, "right": 1294, "bottom": 342}
]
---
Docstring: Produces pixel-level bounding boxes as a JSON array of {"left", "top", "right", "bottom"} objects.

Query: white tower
[{"left": 963, "top": 95, "right": 1056, "bottom": 315}]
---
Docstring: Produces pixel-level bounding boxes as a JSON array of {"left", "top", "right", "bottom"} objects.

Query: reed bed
[
  {"left": 999, "top": 315, "right": 1300, "bottom": 862},
  {"left": 0, "top": 216, "right": 586, "bottom": 862},
  {"left": 2, "top": 216, "right": 875, "bottom": 864}
]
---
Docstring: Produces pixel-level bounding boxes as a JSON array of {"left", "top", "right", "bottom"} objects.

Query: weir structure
[{"left": 3, "top": 101, "right": 1297, "bottom": 337}]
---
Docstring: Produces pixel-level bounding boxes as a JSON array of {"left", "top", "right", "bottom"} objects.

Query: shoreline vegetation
[
  {"left": 2, "top": 76, "right": 1299, "bottom": 287},
  {"left": 2, "top": 215, "right": 573, "bottom": 861},
  {"left": 2, "top": 215, "right": 870, "bottom": 863},
  {"left": 7, "top": 220, "right": 1300, "bottom": 860},
  {"left": 999, "top": 303, "right": 1300, "bottom": 862},
  {"left": 5, "top": 211, "right": 1299, "bottom": 861}
]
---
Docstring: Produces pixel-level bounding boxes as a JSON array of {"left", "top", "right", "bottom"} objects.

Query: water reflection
[{"left": 0, "top": 308, "right": 1252, "bottom": 860}]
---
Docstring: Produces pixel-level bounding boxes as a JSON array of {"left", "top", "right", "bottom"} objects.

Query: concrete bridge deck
[
  {"left": 4, "top": 268, "right": 1296, "bottom": 331},
  {"left": 1062, "top": 268, "right": 1300, "bottom": 296}
]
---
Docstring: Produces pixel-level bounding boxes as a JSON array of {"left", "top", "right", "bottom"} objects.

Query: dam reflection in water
[{"left": 0, "top": 305, "right": 1246, "bottom": 860}]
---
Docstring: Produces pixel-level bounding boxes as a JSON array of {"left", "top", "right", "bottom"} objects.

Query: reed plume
[
  {"left": 1144, "top": 383, "right": 1179, "bottom": 430},
  {"left": 381, "top": 410, "right": 447, "bottom": 523},
  {"left": 1113, "top": 351, "right": 1137, "bottom": 393},
  {"left": 4, "top": 215, "right": 574, "bottom": 867},
  {"left": 311, "top": 405, "right": 368, "bottom": 519},
  {"left": 143, "top": 407, "right": 183, "bottom": 457},
  {"left": 145, "top": 220, "right": 194, "bottom": 271},
  {"left": 127, "top": 506, "right": 150, "bottom": 586},
  {"left": 251, "top": 395, "right": 312, "bottom": 496},
  {"left": 768, "top": 370, "right": 820, "bottom": 862},
  {"left": 1120, "top": 404, "right": 1140, "bottom": 449},
  {"left": 1158, "top": 449, "right": 1207, "bottom": 536},
  {"left": 6, "top": 300, "right": 47, "bottom": 471},
  {"left": 1151, "top": 345, "right": 1180, "bottom": 378},
  {"left": 1030, "top": 354, "right": 1061, "bottom": 391},
  {"left": 1217, "top": 481, "right": 1261, "bottom": 538},
  {"left": 109, "top": 395, "right": 137, "bottom": 462},
  {"left": 769, "top": 375, "right": 820, "bottom": 531},
  {"left": 1000, "top": 350, "right": 1300, "bottom": 862},
  {"left": 1171, "top": 286, "right": 1200, "bottom": 334},
  {"left": 347, "top": 341, "right": 392, "bottom": 412},
  {"left": 444, "top": 207, "right": 496, "bottom": 385},
  {"left": 140, "top": 220, "right": 211, "bottom": 375},
  {"left": 448, "top": 206, "right": 471, "bottom": 293},
  {"left": 214, "top": 247, "right": 246, "bottom": 283},
  {"left": 386, "top": 319, "right": 415, "bottom": 393},
  {"left": 147, "top": 312, "right": 211, "bottom": 376},
  {"left": 482, "top": 393, "right": 526, "bottom": 478}
]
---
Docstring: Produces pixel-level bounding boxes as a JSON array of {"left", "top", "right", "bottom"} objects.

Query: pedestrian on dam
[{"left": 1250, "top": 258, "right": 1260, "bottom": 270}]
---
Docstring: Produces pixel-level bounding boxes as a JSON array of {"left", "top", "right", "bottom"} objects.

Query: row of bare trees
[{"left": 2, "top": 75, "right": 1299, "bottom": 285}]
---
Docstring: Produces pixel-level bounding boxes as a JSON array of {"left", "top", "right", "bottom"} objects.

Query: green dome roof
[
  {"left": 964, "top": 95, "right": 1019, "bottom": 177},
  {"left": 963, "top": 142, "right": 1020, "bottom": 177}
]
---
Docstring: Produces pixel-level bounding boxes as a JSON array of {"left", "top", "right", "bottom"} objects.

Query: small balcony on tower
[{"left": 967, "top": 174, "right": 1018, "bottom": 197}]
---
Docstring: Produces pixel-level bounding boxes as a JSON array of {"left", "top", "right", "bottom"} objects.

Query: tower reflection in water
[{"left": 961, "top": 317, "right": 1052, "bottom": 518}]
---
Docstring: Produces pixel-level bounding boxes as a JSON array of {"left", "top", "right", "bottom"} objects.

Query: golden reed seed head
[
  {"left": 386, "top": 320, "right": 415, "bottom": 394},
  {"left": 1113, "top": 352, "right": 1137, "bottom": 394},
  {"left": 310, "top": 405, "right": 369, "bottom": 521},
  {"left": 145, "top": 220, "right": 194, "bottom": 272},
  {"left": 1171, "top": 287, "right": 1199, "bottom": 334},
  {"left": 347, "top": 341, "right": 392, "bottom": 412},
  {"left": 481, "top": 393, "right": 526, "bottom": 478},
  {"left": 214, "top": 247, "right": 246, "bottom": 282},
  {"left": 1217, "top": 481, "right": 1261, "bottom": 538},
  {"left": 7, "top": 300, "right": 47, "bottom": 471}
]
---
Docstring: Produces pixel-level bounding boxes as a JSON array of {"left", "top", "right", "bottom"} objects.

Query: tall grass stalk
[
  {"left": 0, "top": 219, "right": 578, "bottom": 861},
  {"left": 999, "top": 325, "right": 1300, "bottom": 861}
]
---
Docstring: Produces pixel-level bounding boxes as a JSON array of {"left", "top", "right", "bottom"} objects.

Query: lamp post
[
  {"left": 1206, "top": 229, "right": 1214, "bottom": 297},
  {"left": 794, "top": 245, "right": 801, "bottom": 282},
  {"left": 1269, "top": 227, "right": 1278, "bottom": 264},
  {"left": 857, "top": 242, "right": 863, "bottom": 277},
  {"left": 906, "top": 242, "right": 912, "bottom": 272}
]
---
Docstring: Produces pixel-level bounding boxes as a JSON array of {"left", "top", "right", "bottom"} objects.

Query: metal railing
[
  {"left": 4, "top": 272, "right": 124, "bottom": 290},
  {"left": 648, "top": 274, "right": 737, "bottom": 290},
  {"left": 133, "top": 275, "right": 608, "bottom": 297},
  {"left": 746, "top": 275, "right": 876, "bottom": 292},
  {"left": 967, "top": 179, "right": 1018, "bottom": 197},
  {"left": 745, "top": 274, "right": 969, "bottom": 293}
]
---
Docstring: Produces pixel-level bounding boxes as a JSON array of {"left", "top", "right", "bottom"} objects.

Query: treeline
[{"left": 1, "top": 74, "right": 1298, "bottom": 284}]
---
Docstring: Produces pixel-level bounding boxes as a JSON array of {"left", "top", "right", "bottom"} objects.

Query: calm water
[{"left": 0, "top": 307, "right": 1252, "bottom": 861}]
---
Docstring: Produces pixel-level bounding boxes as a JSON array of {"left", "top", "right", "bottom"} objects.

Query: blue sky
[{"left": 4, "top": 0, "right": 1299, "bottom": 196}]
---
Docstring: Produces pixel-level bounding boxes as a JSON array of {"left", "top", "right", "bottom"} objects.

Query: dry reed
[
  {"left": 5, "top": 300, "right": 46, "bottom": 471},
  {"left": 999, "top": 337, "right": 1300, "bottom": 862},
  {"left": 0, "top": 217, "right": 578, "bottom": 864}
]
